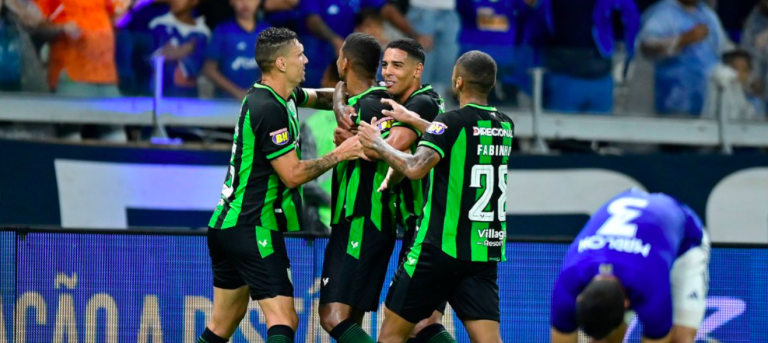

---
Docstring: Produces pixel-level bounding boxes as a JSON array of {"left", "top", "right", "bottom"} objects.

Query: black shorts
[
  {"left": 397, "top": 221, "right": 447, "bottom": 315},
  {"left": 320, "top": 216, "right": 396, "bottom": 312},
  {"left": 386, "top": 242, "right": 500, "bottom": 324},
  {"left": 207, "top": 226, "right": 293, "bottom": 300}
]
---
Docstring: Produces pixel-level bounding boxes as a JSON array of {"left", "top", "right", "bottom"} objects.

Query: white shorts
[{"left": 625, "top": 232, "right": 711, "bottom": 330}]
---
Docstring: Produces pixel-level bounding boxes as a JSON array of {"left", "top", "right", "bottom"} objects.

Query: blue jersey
[
  {"left": 551, "top": 189, "right": 705, "bottom": 339},
  {"left": 149, "top": 13, "right": 210, "bottom": 98},
  {"left": 206, "top": 20, "right": 269, "bottom": 98}
]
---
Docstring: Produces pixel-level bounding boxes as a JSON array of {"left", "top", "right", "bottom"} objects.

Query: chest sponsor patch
[
  {"left": 270, "top": 128, "right": 290, "bottom": 145},
  {"left": 426, "top": 122, "right": 447, "bottom": 135}
]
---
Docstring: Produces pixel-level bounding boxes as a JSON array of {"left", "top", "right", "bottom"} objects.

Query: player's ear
[
  {"left": 414, "top": 63, "right": 424, "bottom": 78},
  {"left": 456, "top": 76, "right": 463, "bottom": 90},
  {"left": 276, "top": 56, "right": 287, "bottom": 73}
]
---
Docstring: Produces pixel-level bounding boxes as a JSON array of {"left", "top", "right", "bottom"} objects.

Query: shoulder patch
[
  {"left": 270, "top": 128, "right": 290, "bottom": 145},
  {"left": 377, "top": 117, "right": 395, "bottom": 131},
  {"left": 426, "top": 122, "right": 447, "bottom": 135}
]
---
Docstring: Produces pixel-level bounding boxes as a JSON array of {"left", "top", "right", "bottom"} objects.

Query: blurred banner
[
  {"left": 1, "top": 139, "right": 766, "bottom": 242},
  {"left": 0, "top": 230, "right": 765, "bottom": 342}
]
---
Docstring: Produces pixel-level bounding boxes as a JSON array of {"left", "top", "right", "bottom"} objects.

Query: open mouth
[{"left": 383, "top": 81, "right": 395, "bottom": 88}]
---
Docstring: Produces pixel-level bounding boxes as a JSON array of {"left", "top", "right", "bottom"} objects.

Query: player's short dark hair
[
  {"left": 255, "top": 27, "right": 298, "bottom": 72},
  {"left": 385, "top": 38, "right": 426, "bottom": 64},
  {"left": 356, "top": 7, "right": 383, "bottom": 27},
  {"left": 342, "top": 32, "right": 382, "bottom": 79},
  {"left": 577, "top": 279, "right": 626, "bottom": 340},
  {"left": 723, "top": 49, "right": 752, "bottom": 68},
  {"left": 456, "top": 50, "right": 497, "bottom": 94}
]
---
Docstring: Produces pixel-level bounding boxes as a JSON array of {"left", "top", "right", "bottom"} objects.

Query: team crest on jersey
[
  {"left": 426, "top": 122, "right": 447, "bottom": 135},
  {"left": 270, "top": 128, "right": 290, "bottom": 145},
  {"left": 377, "top": 117, "right": 394, "bottom": 131}
]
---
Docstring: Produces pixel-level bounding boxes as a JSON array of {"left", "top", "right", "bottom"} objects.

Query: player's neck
[
  {"left": 260, "top": 74, "right": 295, "bottom": 102},
  {"left": 345, "top": 73, "right": 377, "bottom": 97},
  {"left": 458, "top": 93, "right": 489, "bottom": 108},
  {"left": 397, "top": 81, "right": 422, "bottom": 104}
]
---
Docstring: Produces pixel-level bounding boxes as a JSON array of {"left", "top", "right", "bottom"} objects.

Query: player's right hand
[
  {"left": 334, "top": 81, "right": 356, "bottom": 131},
  {"left": 381, "top": 99, "right": 417, "bottom": 125},
  {"left": 333, "top": 127, "right": 355, "bottom": 146},
  {"left": 357, "top": 117, "right": 383, "bottom": 150},
  {"left": 335, "top": 136, "right": 368, "bottom": 161}
]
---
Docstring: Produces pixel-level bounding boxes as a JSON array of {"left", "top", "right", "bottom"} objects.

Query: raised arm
[
  {"left": 357, "top": 119, "right": 440, "bottom": 180},
  {"left": 381, "top": 99, "right": 432, "bottom": 134},
  {"left": 270, "top": 136, "right": 366, "bottom": 189}
]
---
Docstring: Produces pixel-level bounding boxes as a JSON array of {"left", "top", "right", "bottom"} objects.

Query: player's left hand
[
  {"left": 333, "top": 127, "right": 356, "bottom": 146},
  {"left": 357, "top": 117, "right": 383, "bottom": 149}
]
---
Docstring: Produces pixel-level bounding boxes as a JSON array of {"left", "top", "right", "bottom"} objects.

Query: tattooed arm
[
  {"left": 301, "top": 88, "right": 335, "bottom": 110},
  {"left": 358, "top": 120, "right": 440, "bottom": 180},
  {"left": 271, "top": 136, "right": 366, "bottom": 188}
]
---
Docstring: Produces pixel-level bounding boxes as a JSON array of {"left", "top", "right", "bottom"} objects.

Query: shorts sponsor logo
[
  {"left": 258, "top": 239, "right": 268, "bottom": 247},
  {"left": 407, "top": 257, "right": 416, "bottom": 265},
  {"left": 270, "top": 128, "right": 290, "bottom": 145},
  {"left": 323, "top": 277, "right": 329, "bottom": 286},
  {"left": 351, "top": 241, "right": 359, "bottom": 249},
  {"left": 426, "top": 122, "right": 447, "bottom": 135},
  {"left": 578, "top": 235, "right": 652, "bottom": 257},
  {"left": 473, "top": 127, "right": 513, "bottom": 138}
]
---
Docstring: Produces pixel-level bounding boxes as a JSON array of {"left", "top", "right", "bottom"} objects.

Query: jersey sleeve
[
  {"left": 292, "top": 87, "right": 309, "bottom": 107},
  {"left": 550, "top": 269, "right": 580, "bottom": 333},
  {"left": 417, "top": 112, "right": 458, "bottom": 159},
  {"left": 248, "top": 99, "right": 295, "bottom": 160},
  {"left": 633, "top": 274, "right": 674, "bottom": 340},
  {"left": 394, "top": 96, "right": 439, "bottom": 137}
]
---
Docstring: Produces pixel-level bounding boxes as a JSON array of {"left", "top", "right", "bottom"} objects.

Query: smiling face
[{"left": 381, "top": 48, "right": 422, "bottom": 99}]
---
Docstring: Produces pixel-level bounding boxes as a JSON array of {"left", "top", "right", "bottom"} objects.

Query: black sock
[
  {"left": 197, "top": 327, "right": 228, "bottom": 343},
  {"left": 267, "top": 325, "right": 295, "bottom": 343},
  {"left": 329, "top": 318, "right": 375, "bottom": 343},
  {"left": 414, "top": 324, "right": 456, "bottom": 343}
]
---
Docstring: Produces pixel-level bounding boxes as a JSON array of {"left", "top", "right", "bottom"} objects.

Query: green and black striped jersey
[
  {"left": 330, "top": 86, "right": 397, "bottom": 232},
  {"left": 412, "top": 104, "right": 514, "bottom": 262},
  {"left": 393, "top": 85, "right": 444, "bottom": 229},
  {"left": 208, "top": 83, "right": 308, "bottom": 232}
]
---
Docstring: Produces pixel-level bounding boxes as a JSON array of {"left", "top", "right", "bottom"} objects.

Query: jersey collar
[{"left": 465, "top": 103, "right": 497, "bottom": 112}]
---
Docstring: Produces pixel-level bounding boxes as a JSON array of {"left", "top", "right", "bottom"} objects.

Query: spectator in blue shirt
[
  {"left": 528, "top": 0, "right": 640, "bottom": 114},
  {"left": 149, "top": 0, "right": 210, "bottom": 98},
  {"left": 203, "top": 0, "right": 268, "bottom": 99},
  {"left": 457, "top": 0, "right": 536, "bottom": 105},
  {"left": 262, "top": 0, "right": 301, "bottom": 32},
  {"left": 300, "top": 0, "right": 420, "bottom": 87},
  {"left": 639, "top": 0, "right": 731, "bottom": 116}
]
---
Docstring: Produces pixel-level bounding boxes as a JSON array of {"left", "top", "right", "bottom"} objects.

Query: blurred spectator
[
  {"left": 299, "top": 62, "right": 340, "bottom": 233},
  {"left": 116, "top": 0, "right": 170, "bottom": 96},
  {"left": 528, "top": 0, "right": 640, "bottom": 114},
  {"left": 203, "top": 0, "right": 268, "bottom": 99},
  {"left": 356, "top": 6, "right": 387, "bottom": 46},
  {"left": 639, "top": 0, "right": 731, "bottom": 116},
  {"left": 407, "top": 0, "right": 459, "bottom": 98},
  {"left": 457, "top": 0, "right": 536, "bottom": 106},
  {"left": 149, "top": 0, "right": 210, "bottom": 98},
  {"left": 741, "top": 0, "right": 768, "bottom": 101},
  {"left": 703, "top": 50, "right": 765, "bottom": 120},
  {"left": 261, "top": 0, "right": 300, "bottom": 31},
  {"left": 300, "top": 0, "right": 419, "bottom": 87},
  {"left": 0, "top": 0, "right": 48, "bottom": 92},
  {"left": 35, "top": 0, "right": 129, "bottom": 142}
]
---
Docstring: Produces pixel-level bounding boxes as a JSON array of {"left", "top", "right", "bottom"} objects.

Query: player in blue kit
[{"left": 551, "top": 189, "right": 710, "bottom": 343}]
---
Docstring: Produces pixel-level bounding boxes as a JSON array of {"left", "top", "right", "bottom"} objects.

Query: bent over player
[
  {"left": 551, "top": 189, "right": 710, "bottom": 343},
  {"left": 358, "top": 50, "right": 514, "bottom": 343},
  {"left": 199, "top": 28, "right": 365, "bottom": 343}
]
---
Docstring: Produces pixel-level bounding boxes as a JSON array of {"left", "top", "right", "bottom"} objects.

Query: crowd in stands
[{"left": 1, "top": 0, "right": 767, "bottom": 129}]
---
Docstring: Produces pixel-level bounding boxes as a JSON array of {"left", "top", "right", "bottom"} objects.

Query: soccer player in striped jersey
[
  {"left": 317, "top": 33, "right": 398, "bottom": 343},
  {"left": 379, "top": 39, "right": 453, "bottom": 343},
  {"left": 199, "top": 28, "right": 366, "bottom": 343},
  {"left": 358, "top": 51, "right": 514, "bottom": 343}
]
